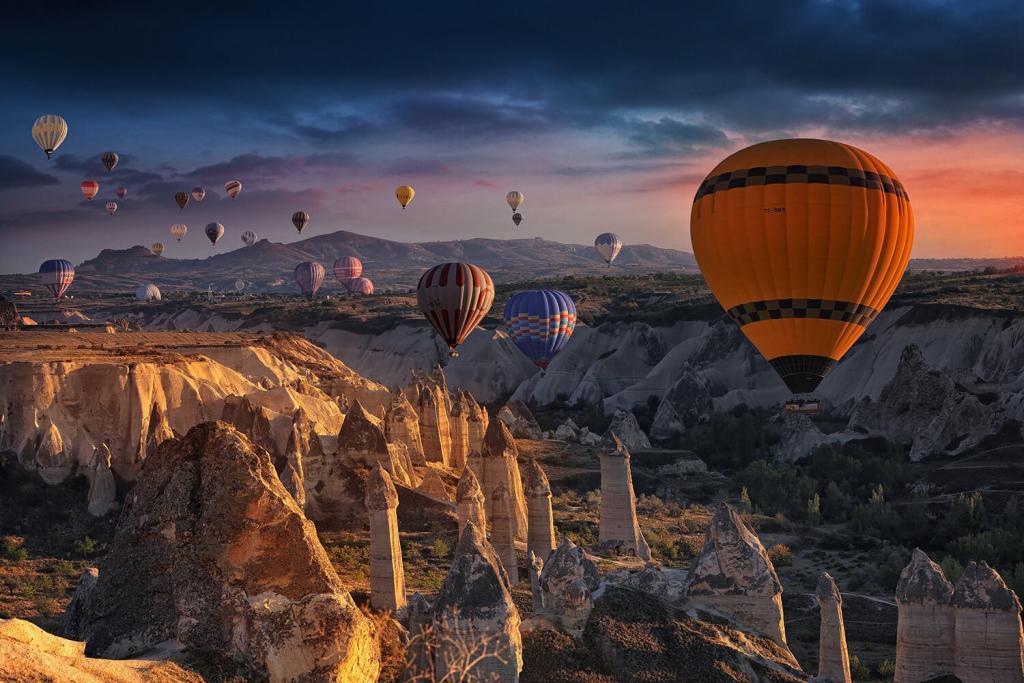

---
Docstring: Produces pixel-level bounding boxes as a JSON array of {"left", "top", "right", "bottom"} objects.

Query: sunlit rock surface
[{"left": 894, "top": 548, "right": 956, "bottom": 682}]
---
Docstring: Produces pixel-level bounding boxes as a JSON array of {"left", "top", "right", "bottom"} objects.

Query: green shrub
[
  {"left": 767, "top": 544, "right": 793, "bottom": 567},
  {"left": 430, "top": 539, "right": 450, "bottom": 559},
  {"left": 1, "top": 536, "right": 28, "bottom": 562},
  {"left": 73, "top": 536, "right": 99, "bottom": 557}
]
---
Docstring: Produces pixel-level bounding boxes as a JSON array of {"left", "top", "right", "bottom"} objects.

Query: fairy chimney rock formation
[
  {"left": 894, "top": 549, "right": 956, "bottom": 682},
  {"left": 524, "top": 458, "right": 557, "bottom": 562},
  {"left": 597, "top": 435, "right": 651, "bottom": 560},
  {"left": 684, "top": 503, "right": 787, "bottom": 646},
  {"left": 538, "top": 539, "right": 600, "bottom": 637},
  {"left": 416, "top": 467, "right": 454, "bottom": 502},
  {"left": 365, "top": 464, "right": 407, "bottom": 613},
  {"left": 953, "top": 561, "right": 1024, "bottom": 682},
  {"left": 431, "top": 521, "right": 522, "bottom": 682},
  {"left": 456, "top": 466, "right": 487, "bottom": 537},
  {"left": 384, "top": 394, "right": 425, "bottom": 466},
  {"left": 470, "top": 417, "right": 529, "bottom": 542},
  {"left": 87, "top": 443, "right": 118, "bottom": 517},
  {"left": 68, "top": 421, "right": 380, "bottom": 682},
  {"left": 404, "top": 592, "right": 433, "bottom": 682},
  {"left": 220, "top": 395, "right": 277, "bottom": 458},
  {"left": 528, "top": 551, "right": 545, "bottom": 611},
  {"left": 35, "top": 417, "right": 73, "bottom": 484},
  {"left": 281, "top": 409, "right": 318, "bottom": 509},
  {"left": 145, "top": 403, "right": 175, "bottom": 456},
  {"left": 449, "top": 391, "right": 472, "bottom": 471},
  {"left": 816, "top": 572, "right": 852, "bottom": 683},
  {"left": 465, "top": 392, "right": 490, "bottom": 456},
  {"left": 337, "top": 400, "right": 415, "bottom": 486},
  {"left": 498, "top": 399, "right": 543, "bottom": 439},
  {"left": 416, "top": 385, "right": 452, "bottom": 466},
  {"left": 491, "top": 483, "right": 519, "bottom": 584},
  {"left": 603, "top": 409, "right": 652, "bottom": 451}
]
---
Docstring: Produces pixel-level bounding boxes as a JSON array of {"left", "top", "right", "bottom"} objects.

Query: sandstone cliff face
[
  {"left": 449, "top": 391, "right": 472, "bottom": 471},
  {"left": 416, "top": 384, "right": 452, "bottom": 466},
  {"left": 67, "top": 421, "right": 380, "bottom": 682},
  {"left": 684, "top": 504, "right": 787, "bottom": 647},
  {"left": 597, "top": 435, "right": 651, "bottom": 560},
  {"left": 366, "top": 464, "right": 406, "bottom": 614},
  {"left": 336, "top": 400, "right": 415, "bottom": 487},
  {"left": 894, "top": 548, "right": 956, "bottom": 682},
  {"left": 524, "top": 458, "right": 557, "bottom": 562},
  {"left": 384, "top": 393, "right": 425, "bottom": 466},
  {"left": 470, "top": 418, "right": 529, "bottom": 543},
  {"left": 953, "top": 561, "right": 1024, "bottom": 682},
  {"left": 456, "top": 466, "right": 487, "bottom": 537}
]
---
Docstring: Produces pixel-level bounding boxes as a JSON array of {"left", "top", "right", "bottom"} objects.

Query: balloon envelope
[
  {"left": 395, "top": 185, "right": 415, "bottom": 208},
  {"left": 171, "top": 224, "right": 188, "bottom": 241},
  {"left": 151, "top": 242, "right": 164, "bottom": 256},
  {"left": 594, "top": 232, "right": 622, "bottom": 265},
  {"left": 347, "top": 277, "right": 374, "bottom": 295},
  {"left": 333, "top": 256, "right": 362, "bottom": 282},
  {"left": 135, "top": 284, "right": 161, "bottom": 301},
  {"left": 32, "top": 115, "right": 68, "bottom": 158},
  {"left": 204, "top": 222, "right": 224, "bottom": 245},
  {"left": 292, "top": 211, "right": 310, "bottom": 233},
  {"left": 116, "top": 186, "right": 127, "bottom": 199},
  {"left": 512, "top": 212, "right": 523, "bottom": 227},
  {"left": 101, "top": 151, "right": 119, "bottom": 172},
  {"left": 241, "top": 230, "right": 257, "bottom": 247},
  {"left": 224, "top": 180, "right": 242, "bottom": 199},
  {"left": 175, "top": 191, "right": 189, "bottom": 210},
  {"left": 503, "top": 290, "right": 577, "bottom": 369},
  {"left": 294, "top": 261, "right": 326, "bottom": 296},
  {"left": 690, "top": 138, "right": 914, "bottom": 394},
  {"left": 191, "top": 187, "right": 206, "bottom": 202},
  {"left": 81, "top": 181, "right": 99, "bottom": 200},
  {"left": 39, "top": 259, "right": 75, "bottom": 300},
  {"left": 416, "top": 262, "right": 494, "bottom": 354},
  {"left": 506, "top": 190, "right": 524, "bottom": 211},
  {"left": 105, "top": 201, "right": 117, "bottom": 215},
  {"left": 234, "top": 279, "right": 246, "bottom": 292}
]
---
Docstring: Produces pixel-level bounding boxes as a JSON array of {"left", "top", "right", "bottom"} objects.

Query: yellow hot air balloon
[
  {"left": 690, "top": 138, "right": 913, "bottom": 395},
  {"left": 395, "top": 185, "right": 415, "bottom": 209},
  {"left": 32, "top": 115, "right": 68, "bottom": 159}
]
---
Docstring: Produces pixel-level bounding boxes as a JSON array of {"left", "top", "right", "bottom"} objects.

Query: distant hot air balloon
[
  {"left": 105, "top": 201, "right": 118, "bottom": 215},
  {"left": 294, "top": 261, "right": 326, "bottom": 297},
  {"left": 135, "top": 283, "right": 161, "bottom": 301},
  {"left": 101, "top": 151, "right": 119, "bottom": 172},
  {"left": 503, "top": 290, "right": 577, "bottom": 370},
  {"left": 416, "top": 262, "right": 494, "bottom": 357},
  {"left": 151, "top": 242, "right": 164, "bottom": 256},
  {"left": 39, "top": 259, "right": 75, "bottom": 300},
  {"left": 32, "top": 115, "right": 68, "bottom": 159},
  {"left": 506, "top": 191, "right": 524, "bottom": 212},
  {"left": 234, "top": 279, "right": 246, "bottom": 292},
  {"left": 292, "top": 211, "right": 310, "bottom": 233},
  {"left": 690, "top": 138, "right": 914, "bottom": 396},
  {"left": 395, "top": 185, "right": 415, "bottom": 209},
  {"left": 347, "top": 277, "right": 374, "bottom": 295},
  {"left": 175, "top": 191, "right": 189, "bottom": 210},
  {"left": 224, "top": 180, "right": 242, "bottom": 199},
  {"left": 205, "top": 222, "right": 224, "bottom": 245},
  {"left": 512, "top": 212, "right": 523, "bottom": 227},
  {"left": 171, "top": 223, "right": 188, "bottom": 241},
  {"left": 81, "top": 181, "right": 99, "bottom": 200},
  {"left": 594, "top": 232, "right": 622, "bottom": 266},
  {"left": 333, "top": 256, "right": 362, "bottom": 282},
  {"left": 241, "top": 230, "right": 257, "bottom": 247},
  {"left": 191, "top": 187, "right": 206, "bottom": 202},
  {"left": 116, "top": 186, "right": 128, "bottom": 199}
]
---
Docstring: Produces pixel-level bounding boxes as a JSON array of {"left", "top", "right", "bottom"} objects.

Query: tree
[
  {"left": 737, "top": 487, "right": 752, "bottom": 514},
  {"left": 807, "top": 493, "right": 821, "bottom": 526}
]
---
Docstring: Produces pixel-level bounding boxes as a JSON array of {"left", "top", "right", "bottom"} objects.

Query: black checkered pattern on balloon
[
  {"left": 725, "top": 298, "right": 879, "bottom": 327},
  {"left": 693, "top": 165, "right": 909, "bottom": 202}
]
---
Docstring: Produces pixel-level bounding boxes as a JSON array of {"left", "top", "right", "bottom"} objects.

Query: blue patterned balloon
[
  {"left": 38, "top": 259, "right": 75, "bottom": 300},
  {"left": 503, "top": 290, "right": 577, "bottom": 369}
]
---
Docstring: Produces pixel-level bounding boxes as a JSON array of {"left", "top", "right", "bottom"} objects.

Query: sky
[{"left": 0, "top": 1, "right": 1021, "bottom": 273}]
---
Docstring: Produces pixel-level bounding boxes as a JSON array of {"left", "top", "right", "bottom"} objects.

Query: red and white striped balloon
[
  {"left": 333, "top": 256, "right": 362, "bottom": 282},
  {"left": 294, "top": 260, "right": 326, "bottom": 297},
  {"left": 347, "top": 277, "right": 374, "bottom": 295},
  {"left": 80, "top": 181, "right": 99, "bottom": 200},
  {"left": 416, "top": 262, "right": 494, "bottom": 356},
  {"left": 224, "top": 180, "right": 242, "bottom": 199}
]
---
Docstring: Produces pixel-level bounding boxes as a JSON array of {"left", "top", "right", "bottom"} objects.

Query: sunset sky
[{"left": 0, "top": 1, "right": 1021, "bottom": 272}]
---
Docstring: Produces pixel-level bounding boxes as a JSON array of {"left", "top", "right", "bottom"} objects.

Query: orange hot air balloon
[{"left": 690, "top": 138, "right": 913, "bottom": 395}]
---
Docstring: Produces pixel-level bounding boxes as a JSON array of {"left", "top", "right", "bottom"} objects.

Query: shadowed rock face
[
  {"left": 537, "top": 539, "right": 599, "bottom": 636},
  {"left": 597, "top": 435, "right": 651, "bottom": 560},
  {"left": 897, "top": 549, "right": 955, "bottom": 606},
  {"left": 432, "top": 521, "right": 522, "bottom": 682},
  {"left": 67, "top": 421, "right": 380, "bottom": 682},
  {"left": 498, "top": 399, "right": 542, "bottom": 439},
  {"left": 603, "top": 409, "right": 651, "bottom": 451},
  {"left": 337, "top": 400, "right": 415, "bottom": 486},
  {"left": 684, "top": 503, "right": 787, "bottom": 646},
  {"left": 894, "top": 549, "right": 956, "bottom": 682},
  {"left": 953, "top": 561, "right": 1024, "bottom": 681},
  {"left": 221, "top": 395, "right": 277, "bottom": 458}
]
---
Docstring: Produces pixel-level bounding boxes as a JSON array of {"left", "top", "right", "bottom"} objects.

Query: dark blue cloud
[{"left": 0, "top": 155, "right": 59, "bottom": 188}]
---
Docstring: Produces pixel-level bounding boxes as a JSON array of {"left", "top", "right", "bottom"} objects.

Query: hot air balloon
[
  {"left": 594, "top": 232, "right": 622, "bottom": 266},
  {"left": 292, "top": 211, "right": 310, "bottom": 233},
  {"left": 690, "top": 138, "right": 914, "bottom": 397},
  {"left": 205, "top": 222, "right": 224, "bottom": 245},
  {"left": 506, "top": 191, "right": 524, "bottom": 212},
  {"left": 333, "top": 256, "right": 362, "bottom": 282},
  {"left": 395, "top": 185, "right": 415, "bottom": 209},
  {"left": 135, "top": 283, "right": 161, "bottom": 301},
  {"left": 32, "top": 115, "right": 68, "bottom": 159},
  {"left": 503, "top": 290, "right": 577, "bottom": 370},
  {"left": 39, "top": 259, "right": 75, "bottom": 300},
  {"left": 116, "top": 186, "right": 127, "bottom": 199},
  {"left": 101, "top": 151, "right": 119, "bottom": 172},
  {"left": 234, "top": 279, "right": 246, "bottom": 292},
  {"left": 175, "top": 191, "right": 189, "bottom": 210},
  {"left": 416, "top": 262, "right": 494, "bottom": 357},
  {"left": 105, "top": 201, "right": 118, "bottom": 215},
  {"left": 81, "top": 181, "right": 99, "bottom": 200},
  {"left": 347, "top": 277, "right": 374, "bottom": 295},
  {"left": 171, "top": 223, "right": 188, "bottom": 241},
  {"left": 294, "top": 261, "right": 326, "bottom": 297},
  {"left": 191, "top": 187, "right": 206, "bottom": 202},
  {"left": 512, "top": 212, "right": 523, "bottom": 227},
  {"left": 224, "top": 180, "right": 242, "bottom": 199},
  {"left": 241, "top": 230, "right": 257, "bottom": 247},
  {"left": 151, "top": 242, "right": 164, "bottom": 257}
]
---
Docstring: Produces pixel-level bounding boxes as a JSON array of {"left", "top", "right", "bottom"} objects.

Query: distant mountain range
[{"left": 0, "top": 230, "right": 698, "bottom": 294}]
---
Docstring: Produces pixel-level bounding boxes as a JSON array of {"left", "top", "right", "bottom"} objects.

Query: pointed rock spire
[
  {"left": 597, "top": 434, "right": 650, "bottom": 560},
  {"left": 456, "top": 467, "right": 486, "bottom": 537},
  {"left": 894, "top": 549, "right": 956, "bottom": 681},
  {"left": 472, "top": 418, "right": 528, "bottom": 542},
  {"left": 384, "top": 393, "right": 425, "bottom": 466},
  {"left": 953, "top": 561, "right": 1024, "bottom": 680},
  {"left": 491, "top": 483, "right": 519, "bottom": 584},
  {"left": 448, "top": 391, "right": 471, "bottom": 471},
  {"left": 816, "top": 572, "right": 851, "bottom": 683},
  {"left": 365, "top": 465, "right": 405, "bottom": 613},
  {"left": 524, "top": 458, "right": 556, "bottom": 562}
]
